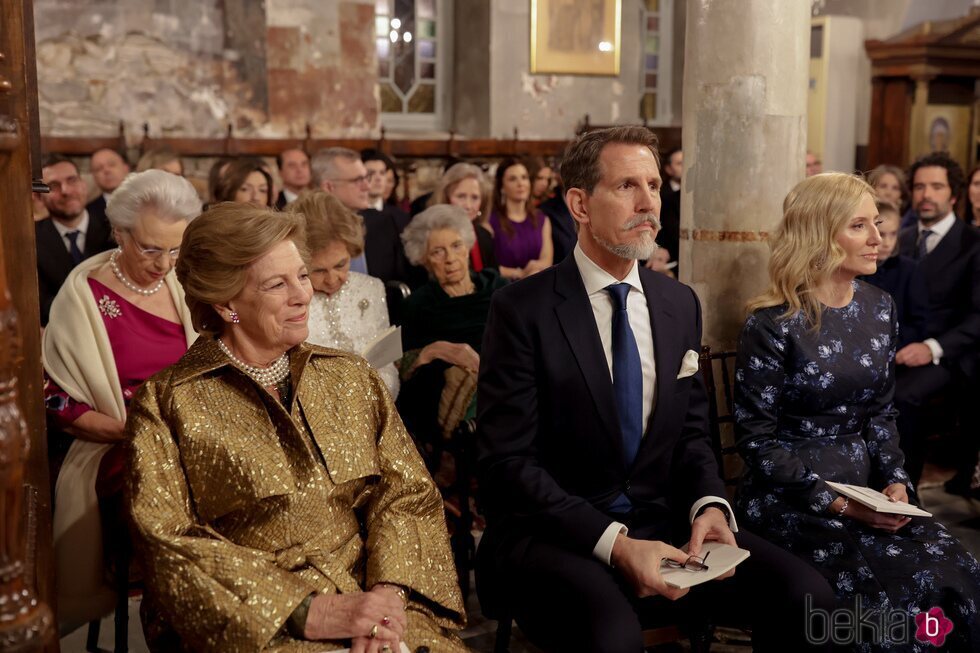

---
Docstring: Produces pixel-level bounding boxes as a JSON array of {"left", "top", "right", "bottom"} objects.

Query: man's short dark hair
[
  {"left": 90, "top": 147, "right": 130, "bottom": 166},
  {"left": 560, "top": 126, "right": 660, "bottom": 194},
  {"left": 276, "top": 148, "right": 309, "bottom": 170},
  {"left": 908, "top": 152, "right": 965, "bottom": 200},
  {"left": 360, "top": 148, "right": 395, "bottom": 171},
  {"left": 40, "top": 153, "right": 78, "bottom": 174}
]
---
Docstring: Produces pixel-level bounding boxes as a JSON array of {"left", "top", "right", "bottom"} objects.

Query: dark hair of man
[
  {"left": 908, "top": 151, "right": 966, "bottom": 205},
  {"left": 560, "top": 126, "right": 660, "bottom": 195},
  {"left": 90, "top": 147, "right": 130, "bottom": 166},
  {"left": 276, "top": 148, "right": 308, "bottom": 171},
  {"left": 40, "top": 153, "right": 79, "bottom": 174},
  {"left": 360, "top": 148, "right": 395, "bottom": 171}
]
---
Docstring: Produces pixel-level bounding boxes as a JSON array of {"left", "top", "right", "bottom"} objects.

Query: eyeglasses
[
  {"left": 663, "top": 551, "right": 710, "bottom": 572},
  {"left": 126, "top": 232, "right": 180, "bottom": 260},
  {"left": 428, "top": 241, "right": 468, "bottom": 262},
  {"left": 330, "top": 175, "right": 370, "bottom": 186},
  {"left": 46, "top": 175, "right": 83, "bottom": 194}
]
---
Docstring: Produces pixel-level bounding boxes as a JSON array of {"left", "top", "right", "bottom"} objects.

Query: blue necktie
[
  {"left": 608, "top": 282, "right": 644, "bottom": 464},
  {"left": 349, "top": 252, "right": 368, "bottom": 274},
  {"left": 65, "top": 230, "right": 83, "bottom": 264},
  {"left": 917, "top": 229, "right": 933, "bottom": 259}
]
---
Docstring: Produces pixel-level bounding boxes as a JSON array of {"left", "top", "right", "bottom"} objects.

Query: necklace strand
[
  {"left": 110, "top": 249, "right": 165, "bottom": 296},
  {"left": 216, "top": 338, "right": 290, "bottom": 387}
]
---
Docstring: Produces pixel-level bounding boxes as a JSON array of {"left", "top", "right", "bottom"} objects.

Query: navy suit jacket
[
  {"left": 860, "top": 255, "right": 929, "bottom": 348},
  {"left": 476, "top": 255, "right": 724, "bottom": 574},
  {"left": 35, "top": 212, "right": 115, "bottom": 325},
  {"left": 899, "top": 219, "right": 980, "bottom": 378}
]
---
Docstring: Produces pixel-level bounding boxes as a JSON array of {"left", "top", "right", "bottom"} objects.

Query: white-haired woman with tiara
[
  {"left": 734, "top": 172, "right": 980, "bottom": 651},
  {"left": 42, "top": 169, "right": 200, "bottom": 630}
]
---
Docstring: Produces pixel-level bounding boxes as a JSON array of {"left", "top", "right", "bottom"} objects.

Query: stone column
[{"left": 679, "top": 0, "right": 810, "bottom": 349}]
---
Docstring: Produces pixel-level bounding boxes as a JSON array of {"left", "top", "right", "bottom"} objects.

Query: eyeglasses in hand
[{"left": 662, "top": 551, "right": 710, "bottom": 572}]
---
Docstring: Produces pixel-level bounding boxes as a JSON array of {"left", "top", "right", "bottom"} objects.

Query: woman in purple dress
[
  {"left": 488, "top": 158, "right": 553, "bottom": 280},
  {"left": 42, "top": 169, "right": 200, "bottom": 630}
]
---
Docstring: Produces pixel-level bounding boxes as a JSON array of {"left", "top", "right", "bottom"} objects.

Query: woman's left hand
[
  {"left": 350, "top": 586, "right": 408, "bottom": 653},
  {"left": 881, "top": 483, "right": 909, "bottom": 504}
]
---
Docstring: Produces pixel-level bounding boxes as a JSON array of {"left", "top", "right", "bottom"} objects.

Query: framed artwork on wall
[
  {"left": 922, "top": 104, "right": 972, "bottom": 171},
  {"left": 530, "top": 0, "right": 622, "bottom": 76}
]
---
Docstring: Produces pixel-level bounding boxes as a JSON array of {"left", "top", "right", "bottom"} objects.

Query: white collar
[
  {"left": 52, "top": 210, "right": 90, "bottom": 238},
  {"left": 572, "top": 242, "right": 642, "bottom": 297},
  {"left": 919, "top": 212, "right": 956, "bottom": 239},
  {"left": 371, "top": 197, "right": 383, "bottom": 211}
]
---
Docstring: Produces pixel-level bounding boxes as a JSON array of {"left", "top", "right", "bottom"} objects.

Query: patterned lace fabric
[{"left": 306, "top": 271, "right": 400, "bottom": 398}]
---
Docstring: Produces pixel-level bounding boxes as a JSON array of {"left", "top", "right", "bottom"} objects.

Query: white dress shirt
[
  {"left": 918, "top": 212, "right": 956, "bottom": 363},
  {"left": 572, "top": 244, "right": 737, "bottom": 565},
  {"left": 371, "top": 197, "right": 384, "bottom": 211},
  {"left": 52, "top": 210, "right": 91, "bottom": 255}
]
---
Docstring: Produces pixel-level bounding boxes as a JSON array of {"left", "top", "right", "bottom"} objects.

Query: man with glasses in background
[
  {"left": 34, "top": 154, "right": 115, "bottom": 325},
  {"left": 312, "top": 147, "right": 414, "bottom": 317}
]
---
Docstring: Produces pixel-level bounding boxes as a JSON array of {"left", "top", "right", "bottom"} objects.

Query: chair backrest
[{"left": 698, "top": 345, "right": 742, "bottom": 499}]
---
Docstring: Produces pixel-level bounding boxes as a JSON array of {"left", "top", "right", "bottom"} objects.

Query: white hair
[
  {"left": 106, "top": 169, "right": 201, "bottom": 229},
  {"left": 401, "top": 204, "right": 476, "bottom": 266}
]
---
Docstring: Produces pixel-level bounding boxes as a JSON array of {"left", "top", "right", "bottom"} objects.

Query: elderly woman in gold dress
[{"left": 126, "top": 204, "right": 466, "bottom": 653}]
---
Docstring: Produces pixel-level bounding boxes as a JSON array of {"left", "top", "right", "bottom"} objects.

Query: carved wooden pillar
[{"left": 0, "top": 0, "right": 55, "bottom": 650}]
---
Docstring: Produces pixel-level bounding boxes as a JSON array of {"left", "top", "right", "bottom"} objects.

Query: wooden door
[{"left": 0, "top": 0, "right": 56, "bottom": 651}]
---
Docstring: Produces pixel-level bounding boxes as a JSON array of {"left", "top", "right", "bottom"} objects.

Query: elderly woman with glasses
[
  {"left": 42, "top": 169, "right": 201, "bottom": 630},
  {"left": 126, "top": 204, "right": 466, "bottom": 652},
  {"left": 396, "top": 205, "right": 506, "bottom": 447}
]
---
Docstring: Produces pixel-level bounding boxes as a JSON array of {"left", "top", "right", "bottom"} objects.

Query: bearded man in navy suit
[{"left": 476, "top": 127, "right": 833, "bottom": 652}]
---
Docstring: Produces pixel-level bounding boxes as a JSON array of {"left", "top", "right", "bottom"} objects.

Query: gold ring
[
  {"left": 381, "top": 646, "right": 392, "bottom": 653},
  {"left": 369, "top": 624, "right": 379, "bottom": 639}
]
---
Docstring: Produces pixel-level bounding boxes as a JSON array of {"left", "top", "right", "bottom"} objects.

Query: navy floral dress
[{"left": 734, "top": 280, "right": 980, "bottom": 652}]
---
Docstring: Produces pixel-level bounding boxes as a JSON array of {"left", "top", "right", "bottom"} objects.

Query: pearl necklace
[
  {"left": 216, "top": 338, "right": 290, "bottom": 387},
  {"left": 110, "top": 249, "right": 165, "bottom": 296}
]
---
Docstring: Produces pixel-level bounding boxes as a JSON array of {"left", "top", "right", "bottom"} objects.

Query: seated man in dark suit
[
  {"left": 895, "top": 152, "right": 980, "bottom": 489},
  {"left": 274, "top": 147, "right": 312, "bottom": 210},
  {"left": 86, "top": 147, "right": 130, "bottom": 225},
  {"left": 476, "top": 127, "right": 833, "bottom": 653},
  {"left": 538, "top": 183, "right": 577, "bottom": 263},
  {"left": 35, "top": 155, "right": 115, "bottom": 325}
]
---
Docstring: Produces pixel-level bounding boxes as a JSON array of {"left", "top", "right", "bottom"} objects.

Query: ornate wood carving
[{"left": 0, "top": 0, "right": 55, "bottom": 650}]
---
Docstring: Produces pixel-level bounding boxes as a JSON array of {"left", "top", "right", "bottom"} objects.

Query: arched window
[{"left": 376, "top": 0, "right": 451, "bottom": 130}]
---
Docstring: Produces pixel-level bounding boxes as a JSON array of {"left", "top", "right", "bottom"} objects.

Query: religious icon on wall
[
  {"left": 922, "top": 105, "right": 972, "bottom": 170},
  {"left": 531, "top": 0, "right": 621, "bottom": 75}
]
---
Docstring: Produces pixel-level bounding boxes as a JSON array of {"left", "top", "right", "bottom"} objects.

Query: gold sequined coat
[{"left": 126, "top": 337, "right": 467, "bottom": 652}]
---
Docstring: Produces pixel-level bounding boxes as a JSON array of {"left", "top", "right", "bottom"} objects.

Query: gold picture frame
[{"left": 530, "top": 0, "right": 622, "bottom": 76}]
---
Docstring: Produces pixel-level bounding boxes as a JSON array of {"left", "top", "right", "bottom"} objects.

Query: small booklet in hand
[
  {"left": 660, "top": 541, "right": 751, "bottom": 589},
  {"left": 362, "top": 326, "right": 403, "bottom": 369},
  {"left": 826, "top": 481, "right": 932, "bottom": 517}
]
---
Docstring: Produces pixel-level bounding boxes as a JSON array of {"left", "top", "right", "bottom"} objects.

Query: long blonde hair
[{"left": 747, "top": 173, "right": 875, "bottom": 331}]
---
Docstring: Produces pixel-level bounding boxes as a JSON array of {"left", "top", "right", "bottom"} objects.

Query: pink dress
[{"left": 45, "top": 278, "right": 187, "bottom": 494}]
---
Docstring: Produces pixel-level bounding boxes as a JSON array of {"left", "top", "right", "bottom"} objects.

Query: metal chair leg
[{"left": 86, "top": 619, "right": 101, "bottom": 652}]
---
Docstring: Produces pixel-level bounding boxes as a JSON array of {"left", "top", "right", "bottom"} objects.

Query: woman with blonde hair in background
[
  {"left": 429, "top": 162, "right": 496, "bottom": 272},
  {"left": 290, "top": 190, "right": 400, "bottom": 397},
  {"left": 734, "top": 172, "right": 980, "bottom": 651}
]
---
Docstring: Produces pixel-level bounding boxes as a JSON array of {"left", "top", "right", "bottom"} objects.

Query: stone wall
[
  {"left": 487, "top": 0, "right": 668, "bottom": 139},
  {"left": 35, "top": 0, "right": 378, "bottom": 140}
]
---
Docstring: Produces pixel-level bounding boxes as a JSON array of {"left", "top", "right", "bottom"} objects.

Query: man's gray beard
[{"left": 592, "top": 213, "right": 661, "bottom": 261}]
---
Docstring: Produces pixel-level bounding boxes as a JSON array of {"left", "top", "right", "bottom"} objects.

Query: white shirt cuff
[
  {"left": 689, "top": 496, "right": 739, "bottom": 533},
  {"left": 593, "top": 521, "right": 628, "bottom": 566},
  {"left": 923, "top": 338, "right": 943, "bottom": 365}
]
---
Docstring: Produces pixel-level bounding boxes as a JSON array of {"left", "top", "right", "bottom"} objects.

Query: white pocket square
[{"left": 677, "top": 349, "right": 700, "bottom": 379}]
